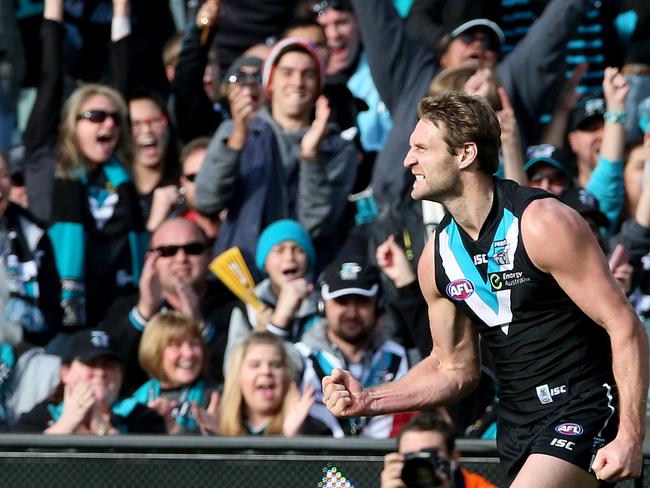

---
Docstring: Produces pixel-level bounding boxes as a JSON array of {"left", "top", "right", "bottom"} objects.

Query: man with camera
[{"left": 381, "top": 413, "right": 496, "bottom": 488}]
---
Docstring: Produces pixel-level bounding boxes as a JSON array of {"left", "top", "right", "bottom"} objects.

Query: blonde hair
[
  {"left": 218, "top": 332, "right": 292, "bottom": 436},
  {"left": 138, "top": 311, "right": 206, "bottom": 383},
  {"left": 428, "top": 67, "right": 501, "bottom": 111},
  {"left": 57, "top": 83, "right": 133, "bottom": 178}
]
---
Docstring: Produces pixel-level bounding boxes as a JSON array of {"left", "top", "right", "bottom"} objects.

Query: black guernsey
[{"left": 433, "top": 178, "right": 613, "bottom": 423}]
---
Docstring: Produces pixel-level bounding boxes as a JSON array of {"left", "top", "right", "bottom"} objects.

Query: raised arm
[
  {"left": 497, "top": 0, "right": 591, "bottom": 146},
  {"left": 23, "top": 0, "right": 65, "bottom": 222},
  {"left": 322, "top": 237, "right": 481, "bottom": 417},
  {"left": 173, "top": 1, "right": 222, "bottom": 144},
  {"left": 350, "top": 0, "right": 434, "bottom": 114},
  {"left": 522, "top": 198, "right": 648, "bottom": 483}
]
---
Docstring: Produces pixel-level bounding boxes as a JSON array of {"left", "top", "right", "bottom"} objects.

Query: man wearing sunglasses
[
  {"left": 348, "top": 0, "right": 593, "bottom": 209},
  {"left": 100, "top": 217, "right": 237, "bottom": 393}
]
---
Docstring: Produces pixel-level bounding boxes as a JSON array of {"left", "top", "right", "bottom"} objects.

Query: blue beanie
[{"left": 255, "top": 220, "right": 316, "bottom": 273}]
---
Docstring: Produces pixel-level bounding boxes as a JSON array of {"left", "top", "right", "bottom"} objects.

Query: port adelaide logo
[
  {"left": 554, "top": 422, "right": 584, "bottom": 436},
  {"left": 446, "top": 279, "right": 475, "bottom": 300}
]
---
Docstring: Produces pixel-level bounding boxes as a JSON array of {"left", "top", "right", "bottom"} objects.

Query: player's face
[{"left": 404, "top": 119, "right": 460, "bottom": 202}]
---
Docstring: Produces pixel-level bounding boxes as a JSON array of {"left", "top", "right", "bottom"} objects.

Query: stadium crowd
[{"left": 0, "top": 0, "right": 648, "bottom": 468}]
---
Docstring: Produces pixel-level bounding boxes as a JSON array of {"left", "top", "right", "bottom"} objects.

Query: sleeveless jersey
[{"left": 433, "top": 178, "right": 613, "bottom": 422}]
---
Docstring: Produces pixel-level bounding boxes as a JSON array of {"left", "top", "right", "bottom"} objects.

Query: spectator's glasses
[
  {"left": 228, "top": 69, "right": 262, "bottom": 86},
  {"left": 458, "top": 31, "right": 497, "bottom": 52},
  {"left": 151, "top": 242, "right": 207, "bottom": 257},
  {"left": 131, "top": 115, "right": 169, "bottom": 132},
  {"left": 77, "top": 110, "right": 121, "bottom": 124},
  {"left": 311, "top": 0, "right": 352, "bottom": 16},
  {"left": 183, "top": 173, "right": 197, "bottom": 183}
]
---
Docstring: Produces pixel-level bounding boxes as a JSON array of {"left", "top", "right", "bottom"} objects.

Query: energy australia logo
[{"left": 489, "top": 271, "right": 530, "bottom": 291}]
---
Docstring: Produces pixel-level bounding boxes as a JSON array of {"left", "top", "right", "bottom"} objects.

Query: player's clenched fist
[{"left": 322, "top": 368, "right": 370, "bottom": 418}]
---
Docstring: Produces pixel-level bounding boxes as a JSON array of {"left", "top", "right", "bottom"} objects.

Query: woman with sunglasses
[{"left": 22, "top": 0, "right": 147, "bottom": 334}]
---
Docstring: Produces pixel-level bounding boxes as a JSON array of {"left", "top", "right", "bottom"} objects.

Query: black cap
[
  {"left": 61, "top": 329, "right": 123, "bottom": 364},
  {"left": 449, "top": 19, "right": 505, "bottom": 49},
  {"left": 524, "top": 144, "right": 575, "bottom": 177},
  {"left": 319, "top": 256, "right": 380, "bottom": 300},
  {"left": 569, "top": 97, "right": 605, "bottom": 132},
  {"left": 560, "top": 187, "right": 609, "bottom": 228}
]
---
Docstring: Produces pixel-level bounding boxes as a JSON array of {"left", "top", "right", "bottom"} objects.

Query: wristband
[
  {"left": 266, "top": 322, "right": 290, "bottom": 337},
  {"left": 604, "top": 110, "right": 626, "bottom": 125}
]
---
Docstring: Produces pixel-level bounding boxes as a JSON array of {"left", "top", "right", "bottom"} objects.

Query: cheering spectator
[
  {"left": 223, "top": 219, "right": 320, "bottom": 370},
  {"left": 22, "top": 0, "right": 147, "bottom": 334},
  {"left": 295, "top": 256, "right": 409, "bottom": 437},
  {"left": 195, "top": 331, "right": 330, "bottom": 436},
  {"left": 115, "top": 311, "right": 218, "bottom": 434},
  {"left": 195, "top": 37, "right": 356, "bottom": 274},
  {"left": 14, "top": 329, "right": 165, "bottom": 435}
]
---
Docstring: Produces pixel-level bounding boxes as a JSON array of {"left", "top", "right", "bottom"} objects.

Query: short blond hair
[
  {"left": 138, "top": 311, "right": 206, "bottom": 383},
  {"left": 428, "top": 66, "right": 501, "bottom": 111}
]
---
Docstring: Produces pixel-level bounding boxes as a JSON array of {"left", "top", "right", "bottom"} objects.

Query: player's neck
[{"left": 444, "top": 175, "right": 495, "bottom": 240}]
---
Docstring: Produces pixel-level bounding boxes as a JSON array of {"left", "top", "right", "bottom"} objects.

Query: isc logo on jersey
[
  {"left": 446, "top": 279, "right": 475, "bottom": 300},
  {"left": 554, "top": 423, "right": 584, "bottom": 436}
]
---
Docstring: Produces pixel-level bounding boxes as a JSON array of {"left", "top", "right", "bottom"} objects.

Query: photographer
[{"left": 381, "top": 413, "right": 496, "bottom": 488}]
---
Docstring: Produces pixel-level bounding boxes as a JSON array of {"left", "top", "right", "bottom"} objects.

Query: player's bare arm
[
  {"left": 522, "top": 197, "right": 648, "bottom": 482},
  {"left": 323, "top": 236, "right": 481, "bottom": 418}
]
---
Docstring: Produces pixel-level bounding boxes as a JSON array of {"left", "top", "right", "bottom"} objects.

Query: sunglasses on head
[
  {"left": 311, "top": 0, "right": 352, "bottom": 16},
  {"left": 77, "top": 110, "right": 121, "bottom": 124},
  {"left": 458, "top": 31, "right": 497, "bottom": 52},
  {"left": 151, "top": 242, "right": 207, "bottom": 257},
  {"left": 228, "top": 69, "right": 262, "bottom": 86}
]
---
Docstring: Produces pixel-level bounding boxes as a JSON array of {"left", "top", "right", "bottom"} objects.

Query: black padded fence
[{"left": 0, "top": 435, "right": 646, "bottom": 487}]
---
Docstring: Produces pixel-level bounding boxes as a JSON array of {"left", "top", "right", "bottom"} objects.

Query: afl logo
[
  {"left": 555, "top": 423, "right": 583, "bottom": 436},
  {"left": 446, "top": 279, "right": 475, "bottom": 301}
]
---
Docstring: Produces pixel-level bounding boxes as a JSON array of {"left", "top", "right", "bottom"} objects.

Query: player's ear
[{"left": 458, "top": 142, "right": 478, "bottom": 169}]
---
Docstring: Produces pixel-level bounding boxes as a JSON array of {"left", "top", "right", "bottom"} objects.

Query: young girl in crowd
[
  {"left": 115, "top": 311, "right": 217, "bottom": 434},
  {"left": 195, "top": 331, "right": 330, "bottom": 436},
  {"left": 223, "top": 220, "right": 320, "bottom": 371},
  {"left": 23, "top": 2, "right": 147, "bottom": 333}
]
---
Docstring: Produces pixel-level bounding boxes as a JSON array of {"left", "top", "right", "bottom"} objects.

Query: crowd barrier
[{"left": 0, "top": 435, "right": 646, "bottom": 487}]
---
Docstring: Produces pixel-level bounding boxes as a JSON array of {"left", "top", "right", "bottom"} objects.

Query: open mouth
[
  {"left": 97, "top": 133, "right": 114, "bottom": 143},
  {"left": 281, "top": 266, "right": 301, "bottom": 280},
  {"left": 256, "top": 383, "right": 277, "bottom": 400}
]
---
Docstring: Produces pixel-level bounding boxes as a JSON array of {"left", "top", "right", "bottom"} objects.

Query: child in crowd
[
  {"left": 195, "top": 331, "right": 329, "bottom": 436},
  {"left": 223, "top": 220, "right": 320, "bottom": 371},
  {"left": 115, "top": 311, "right": 218, "bottom": 434}
]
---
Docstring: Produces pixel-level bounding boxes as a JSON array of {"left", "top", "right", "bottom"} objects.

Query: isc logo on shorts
[
  {"left": 446, "top": 279, "right": 475, "bottom": 300},
  {"left": 550, "top": 438, "right": 575, "bottom": 450},
  {"left": 555, "top": 422, "right": 584, "bottom": 436}
]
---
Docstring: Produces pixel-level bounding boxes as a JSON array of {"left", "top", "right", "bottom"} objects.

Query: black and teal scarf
[{"left": 48, "top": 158, "right": 148, "bottom": 328}]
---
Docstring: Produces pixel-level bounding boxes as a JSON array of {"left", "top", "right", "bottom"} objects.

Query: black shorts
[{"left": 497, "top": 381, "right": 619, "bottom": 486}]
